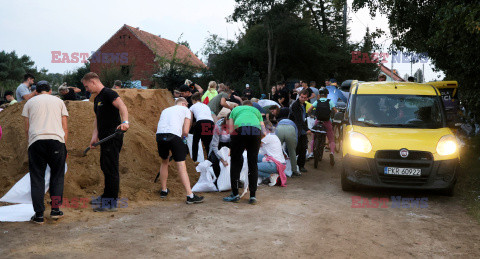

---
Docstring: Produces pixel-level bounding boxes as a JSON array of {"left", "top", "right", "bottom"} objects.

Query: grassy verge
[{"left": 456, "top": 136, "right": 480, "bottom": 223}]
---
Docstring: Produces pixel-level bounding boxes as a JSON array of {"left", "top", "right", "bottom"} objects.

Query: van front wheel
[{"left": 341, "top": 167, "right": 356, "bottom": 191}]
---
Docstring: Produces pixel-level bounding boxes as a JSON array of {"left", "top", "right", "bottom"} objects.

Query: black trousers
[
  {"left": 192, "top": 120, "right": 214, "bottom": 162},
  {"left": 100, "top": 135, "right": 123, "bottom": 200},
  {"left": 28, "top": 140, "right": 67, "bottom": 214},
  {"left": 208, "top": 142, "right": 231, "bottom": 179},
  {"left": 230, "top": 127, "right": 261, "bottom": 197},
  {"left": 296, "top": 134, "right": 308, "bottom": 168}
]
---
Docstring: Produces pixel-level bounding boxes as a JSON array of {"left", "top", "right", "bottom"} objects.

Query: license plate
[{"left": 384, "top": 167, "right": 421, "bottom": 176}]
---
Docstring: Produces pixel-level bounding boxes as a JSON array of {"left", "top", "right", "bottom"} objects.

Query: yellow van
[{"left": 341, "top": 81, "right": 459, "bottom": 195}]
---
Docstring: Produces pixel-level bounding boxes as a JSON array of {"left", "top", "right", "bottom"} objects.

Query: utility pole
[{"left": 343, "top": 0, "right": 347, "bottom": 46}]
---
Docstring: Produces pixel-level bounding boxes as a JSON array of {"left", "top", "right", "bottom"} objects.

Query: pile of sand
[{"left": 0, "top": 89, "right": 198, "bottom": 201}]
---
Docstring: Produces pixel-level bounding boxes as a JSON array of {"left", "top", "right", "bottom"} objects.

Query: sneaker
[
  {"left": 269, "top": 174, "right": 279, "bottom": 186},
  {"left": 306, "top": 152, "right": 314, "bottom": 160},
  {"left": 89, "top": 196, "right": 102, "bottom": 205},
  {"left": 30, "top": 214, "right": 44, "bottom": 225},
  {"left": 160, "top": 188, "right": 170, "bottom": 198},
  {"left": 329, "top": 153, "right": 335, "bottom": 166},
  {"left": 292, "top": 171, "right": 302, "bottom": 177},
  {"left": 186, "top": 194, "right": 204, "bottom": 204},
  {"left": 249, "top": 197, "right": 257, "bottom": 205},
  {"left": 93, "top": 206, "right": 118, "bottom": 212},
  {"left": 261, "top": 178, "right": 271, "bottom": 185},
  {"left": 223, "top": 193, "right": 240, "bottom": 203},
  {"left": 299, "top": 167, "right": 308, "bottom": 173},
  {"left": 50, "top": 209, "right": 64, "bottom": 219}
]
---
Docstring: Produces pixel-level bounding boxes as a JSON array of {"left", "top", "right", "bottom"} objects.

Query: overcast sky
[{"left": 0, "top": 0, "right": 444, "bottom": 81}]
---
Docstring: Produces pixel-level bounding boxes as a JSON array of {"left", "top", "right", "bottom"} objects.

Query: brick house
[{"left": 90, "top": 24, "right": 206, "bottom": 87}]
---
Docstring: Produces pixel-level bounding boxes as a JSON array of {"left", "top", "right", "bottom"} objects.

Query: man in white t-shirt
[
  {"left": 156, "top": 97, "right": 204, "bottom": 204},
  {"left": 22, "top": 81, "right": 69, "bottom": 224},
  {"left": 257, "top": 121, "right": 286, "bottom": 186}
]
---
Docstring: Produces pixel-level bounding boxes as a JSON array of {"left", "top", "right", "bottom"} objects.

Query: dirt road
[{"left": 1, "top": 154, "right": 479, "bottom": 258}]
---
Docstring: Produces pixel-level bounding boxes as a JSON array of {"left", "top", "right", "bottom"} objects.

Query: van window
[{"left": 353, "top": 95, "right": 444, "bottom": 129}]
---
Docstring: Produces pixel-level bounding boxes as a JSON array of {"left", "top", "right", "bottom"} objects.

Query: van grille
[{"left": 375, "top": 150, "right": 433, "bottom": 185}]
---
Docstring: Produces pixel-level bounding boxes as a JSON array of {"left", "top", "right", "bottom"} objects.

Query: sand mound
[{"left": 0, "top": 89, "right": 198, "bottom": 201}]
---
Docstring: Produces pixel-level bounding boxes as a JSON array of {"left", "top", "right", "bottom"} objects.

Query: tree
[{"left": 352, "top": 0, "right": 480, "bottom": 120}]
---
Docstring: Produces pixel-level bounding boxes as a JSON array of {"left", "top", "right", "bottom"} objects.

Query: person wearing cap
[
  {"left": 22, "top": 80, "right": 69, "bottom": 224},
  {"left": 58, "top": 83, "right": 81, "bottom": 101},
  {"left": 243, "top": 84, "right": 253, "bottom": 100},
  {"left": 81, "top": 72, "right": 129, "bottom": 212},
  {"left": 16, "top": 73, "right": 36, "bottom": 102}
]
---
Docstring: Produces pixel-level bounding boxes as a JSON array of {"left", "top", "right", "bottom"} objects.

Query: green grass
[{"left": 456, "top": 136, "right": 480, "bottom": 223}]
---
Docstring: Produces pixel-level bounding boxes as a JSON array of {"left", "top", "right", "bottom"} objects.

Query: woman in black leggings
[{"left": 189, "top": 93, "right": 215, "bottom": 162}]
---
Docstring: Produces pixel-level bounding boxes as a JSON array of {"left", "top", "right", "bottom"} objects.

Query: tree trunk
[
  {"left": 305, "top": 0, "right": 322, "bottom": 33},
  {"left": 266, "top": 25, "right": 273, "bottom": 93},
  {"left": 319, "top": 0, "right": 328, "bottom": 34}
]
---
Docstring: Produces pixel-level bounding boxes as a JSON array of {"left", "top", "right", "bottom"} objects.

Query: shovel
[{"left": 83, "top": 130, "right": 125, "bottom": 156}]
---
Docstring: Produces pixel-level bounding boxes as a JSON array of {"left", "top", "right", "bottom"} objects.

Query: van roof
[
  {"left": 351, "top": 81, "right": 439, "bottom": 96},
  {"left": 424, "top": 80, "right": 458, "bottom": 89}
]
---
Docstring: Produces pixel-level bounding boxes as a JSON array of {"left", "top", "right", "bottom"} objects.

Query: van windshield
[{"left": 353, "top": 95, "right": 445, "bottom": 129}]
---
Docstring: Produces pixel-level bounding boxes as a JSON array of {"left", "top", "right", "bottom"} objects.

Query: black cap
[
  {"left": 4, "top": 90, "right": 14, "bottom": 96},
  {"left": 36, "top": 80, "right": 50, "bottom": 87},
  {"left": 179, "top": 84, "right": 190, "bottom": 92}
]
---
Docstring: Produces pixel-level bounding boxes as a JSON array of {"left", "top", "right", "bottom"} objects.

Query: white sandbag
[
  {"left": 258, "top": 99, "right": 280, "bottom": 108},
  {"left": 187, "top": 133, "right": 204, "bottom": 162},
  {"left": 284, "top": 159, "right": 293, "bottom": 177},
  {"left": 0, "top": 164, "right": 68, "bottom": 204},
  {"left": 192, "top": 160, "right": 218, "bottom": 192},
  {"left": 239, "top": 151, "right": 249, "bottom": 197},
  {"left": 0, "top": 204, "right": 35, "bottom": 222},
  {"left": 307, "top": 117, "right": 316, "bottom": 130},
  {"left": 216, "top": 147, "right": 231, "bottom": 191}
]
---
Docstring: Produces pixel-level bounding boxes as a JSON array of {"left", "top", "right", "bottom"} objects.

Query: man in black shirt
[
  {"left": 82, "top": 72, "right": 130, "bottom": 212},
  {"left": 58, "top": 84, "right": 81, "bottom": 101},
  {"left": 179, "top": 84, "right": 193, "bottom": 107},
  {"left": 289, "top": 89, "right": 311, "bottom": 173}
]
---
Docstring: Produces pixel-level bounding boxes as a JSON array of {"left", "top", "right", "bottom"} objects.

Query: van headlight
[
  {"left": 436, "top": 135, "right": 457, "bottom": 156},
  {"left": 349, "top": 132, "right": 372, "bottom": 153}
]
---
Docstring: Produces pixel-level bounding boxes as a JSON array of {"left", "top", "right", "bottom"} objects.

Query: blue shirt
[
  {"left": 326, "top": 85, "right": 347, "bottom": 106},
  {"left": 252, "top": 102, "right": 266, "bottom": 114},
  {"left": 16, "top": 83, "right": 31, "bottom": 102}
]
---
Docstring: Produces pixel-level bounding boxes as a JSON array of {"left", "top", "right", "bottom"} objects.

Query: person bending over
[
  {"left": 156, "top": 97, "right": 204, "bottom": 204},
  {"left": 190, "top": 92, "right": 215, "bottom": 162}
]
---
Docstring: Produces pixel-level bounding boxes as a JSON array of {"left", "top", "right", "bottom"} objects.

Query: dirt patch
[{"left": 0, "top": 89, "right": 199, "bottom": 202}]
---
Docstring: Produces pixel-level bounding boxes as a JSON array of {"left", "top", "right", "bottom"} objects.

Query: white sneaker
[
  {"left": 269, "top": 174, "right": 279, "bottom": 186},
  {"left": 307, "top": 152, "right": 314, "bottom": 159}
]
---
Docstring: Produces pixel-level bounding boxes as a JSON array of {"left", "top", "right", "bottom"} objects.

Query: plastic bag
[
  {"left": 216, "top": 147, "right": 231, "bottom": 191},
  {"left": 192, "top": 160, "right": 218, "bottom": 192},
  {"left": 0, "top": 164, "right": 68, "bottom": 204}
]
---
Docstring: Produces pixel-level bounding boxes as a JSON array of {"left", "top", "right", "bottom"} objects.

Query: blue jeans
[{"left": 257, "top": 154, "right": 277, "bottom": 178}]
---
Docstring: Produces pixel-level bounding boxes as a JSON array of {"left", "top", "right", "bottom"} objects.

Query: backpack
[{"left": 315, "top": 99, "right": 331, "bottom": 121}]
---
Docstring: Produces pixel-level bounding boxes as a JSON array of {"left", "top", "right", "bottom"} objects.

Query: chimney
[{"left": 136, "top": 27, "right": 139, "bottom": 30}]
